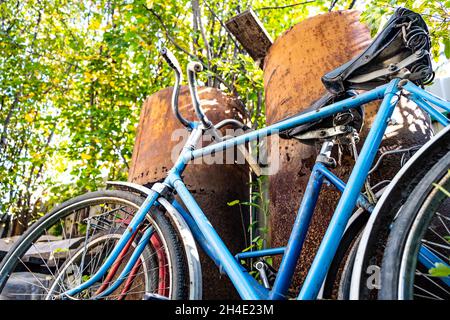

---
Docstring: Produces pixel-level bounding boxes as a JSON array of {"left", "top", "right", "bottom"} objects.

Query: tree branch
[
  {"left": 145, "top": 5, "right": 197, "bottom": 60},
  {"left": 329, "top": 0, "right": 338, "bottom": 12},
  {"left": 192, "top": 0, "right": 213, "bottom": 86},
  {"left": 348, "top": 0, "right": 357, "bottom": 9},
  {"left": 203, "top": 0, "right": 241, "bottom": 49},
  {"left": 144, "top": 4, "right": 235, "bottom": 92},
  {"left": 255, "top": 0, "right": 315, "bottom": 10}
]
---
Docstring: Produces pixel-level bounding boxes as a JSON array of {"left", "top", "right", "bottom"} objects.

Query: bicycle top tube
[
  {"left": 172, "top": 83, "right": 389, "bottom": 169},
  {"left": 59, "top": 78, "right": 450, "bottom": 300}
]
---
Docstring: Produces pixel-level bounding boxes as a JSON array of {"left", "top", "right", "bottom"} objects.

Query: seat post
[{"left": 316, "top": 140, "right": 336, "bottom": 168}]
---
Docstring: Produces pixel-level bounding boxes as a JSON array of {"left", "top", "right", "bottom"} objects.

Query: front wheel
[
  {"left": 380, "top": 150, "right": 450, "bottom": 300},
  {"left": 0, "top": 190, "right": 189, "bottom": 300}
]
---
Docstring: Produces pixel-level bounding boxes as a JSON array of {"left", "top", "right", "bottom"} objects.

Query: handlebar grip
[
  {"left": 187, "top": 61, "right": 203, "bottom": 73},
  {"left": 160, "top": 47, "right": 182, "bottom": 75}
]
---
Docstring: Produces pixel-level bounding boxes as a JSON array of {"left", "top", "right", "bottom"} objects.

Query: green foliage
[
  {"left": 238, "top": 175, "right": 270, "bottom": 256},
  {"left": 433, "top": 180, "right": 450, "bottom": 197},
  {"left": 429, "top": 262, "right": 450, "bottom": 277},
  {"left": 227, "top": 199, "right": 240, "bottom": 206},
  {"left": 48, "top": 222, "right": 63, "bottom": 237},
  {"left": 361, "top": 0, "right": 449, "bottom": 59},
  {"left": 0, "top": 0, "right": 156, "bottom": 230},
  {"left": 53, "top": 247, "right": 69, "bottom": 254},
  {"left": 77, "top": 221, "right": 88, "bottom": 236},
  {"left": 0, "top": 0, "right": 448, "bottom": 235}
]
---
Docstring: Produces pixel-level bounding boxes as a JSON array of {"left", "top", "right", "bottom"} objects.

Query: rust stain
[
  {"left": 263, "top": 10, "right": 432, "bottom": 293},
  {"left": 128, "top": 86, "right": 249, "bottom": 299}
]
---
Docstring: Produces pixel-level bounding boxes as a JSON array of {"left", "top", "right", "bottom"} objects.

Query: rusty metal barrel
[
  {"left": 128, "top": 86, "right": 249, "bottom": 299},
  {"left": 263, "top": 10, "right": 432, "bottom": 292}
]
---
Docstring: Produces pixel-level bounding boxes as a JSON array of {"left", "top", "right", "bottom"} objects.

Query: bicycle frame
[{"left": 64, "top": 78, "right": 450, "bottom": 300}]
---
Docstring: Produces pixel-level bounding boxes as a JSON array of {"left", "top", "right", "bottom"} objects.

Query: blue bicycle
[{"left": 0, "top": 8, "right": 449, "bottom": 300}]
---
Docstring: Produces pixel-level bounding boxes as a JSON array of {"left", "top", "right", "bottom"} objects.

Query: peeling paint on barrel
[
  {"left": 128, "top": 86, "right": 249, "bottom": 299},
  {"left": 263, "top": 10, "right": 432, "bottom": 293}
]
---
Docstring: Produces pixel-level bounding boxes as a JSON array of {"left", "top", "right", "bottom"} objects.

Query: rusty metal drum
[
  {"left": 128, "top": 86, "right": 249, "bottom": 299},
  {"left": 263, "top": 10, "right": 432, "bottom": 292}
]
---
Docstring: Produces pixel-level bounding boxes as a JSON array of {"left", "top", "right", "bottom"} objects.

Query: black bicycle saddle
[{"left": 322, "top": 7, "right": 433, "bottom": 95}]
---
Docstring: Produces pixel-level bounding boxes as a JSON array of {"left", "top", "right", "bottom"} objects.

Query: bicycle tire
[
  {"left": 379, "top": 150, "right": 450, "bottom": 300},
  {"left": 0, "top": 190, "right": 189, "bottom": 300}
]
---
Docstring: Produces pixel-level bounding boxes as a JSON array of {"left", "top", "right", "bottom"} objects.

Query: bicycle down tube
[{"left": 62, "top": 78, "right": 450, "bottom": 299}]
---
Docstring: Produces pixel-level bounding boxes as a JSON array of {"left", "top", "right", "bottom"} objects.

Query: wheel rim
[
  {"left": 399, "top": 172, "right": 450, "bottom": 300},
  {"left": 0, "top": 195, "right": 173, "bottom": 300}
]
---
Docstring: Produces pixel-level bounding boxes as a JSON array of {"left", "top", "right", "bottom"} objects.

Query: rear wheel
[
  {"left": 0, "top": 190, "right": 189, "bottom": 300},
  {"left": 380, "top": 150, "right": 450, "bottom": 300}
]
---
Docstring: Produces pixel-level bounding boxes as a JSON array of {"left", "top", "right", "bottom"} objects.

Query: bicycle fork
[{"left": 61, "top": 127, "right": 204, "bottom": 299}]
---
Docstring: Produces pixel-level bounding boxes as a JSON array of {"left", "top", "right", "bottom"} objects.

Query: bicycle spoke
[
  {"left": 16, "top": 257, "right": 51, "bottom": 295},
  {"left": 413, "top": 284, "right": 443, "bottom": 300},
  {"left": 435, "top": 212, "right": 450, "bottom": 222},
  {"left": 82, "top": 247, "right": 168, "bottom": 293},
  {"left": 5, "top": 275, "right": 54, "bottom": 295},
  {"left": 0, "top": 195, "right": 179, "bottom": 300},
  {"left": 420, "top": 242, "right": 449, "bottom": 262},
  {"left": 428, "top": 227, "right": 450, "bottom": 247},
  {"left": 422, "top": 239, "right": 450, "bottom": 251},
  {"left": 29, "top": 242, "right": 65, "bottom": 294},
  {"left": 84, "top": 244, "right": 170, "bottom": 299},
  {"left": 415, "top": 270, "right": 450, "bottom": 296},
  {"left": 59, "top": 232, "right": 168, "bottom": 298},
  {"left": 436, "top": 215, "right": 450, "bottom": 235},
  {"left": 78, "top": 219, "right": 92, "bottom": 286},
  {"left": 413, "top": 293, "right": 441, "bottom": 300}
]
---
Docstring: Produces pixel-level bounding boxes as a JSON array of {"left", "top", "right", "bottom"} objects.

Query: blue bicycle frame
[{"left": 64, "top": 78, "right": 450, "bottom": 300}]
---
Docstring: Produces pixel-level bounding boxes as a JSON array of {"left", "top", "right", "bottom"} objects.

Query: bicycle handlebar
[
  {"left": 160, "top": 47, "right": 249, "bottom": 134},
  {"left": 160, "top": 48, "right": 191, "bottom": 128},
  {"left": 160, "top": 47, "right": 182, "bottom": 76},
  {"left": 186, "top": 61, "right": 214, "bottom": 129}
]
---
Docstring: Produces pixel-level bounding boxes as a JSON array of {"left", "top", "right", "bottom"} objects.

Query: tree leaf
[
  {"left": 429, "top": 263, "right": 450, "bottom": 277},
  {"left": 80, "top": 153, "right": 92, "bottom": 160},
  {"left": 227, "top": 200, "right": 240, "bottom": 206}
]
